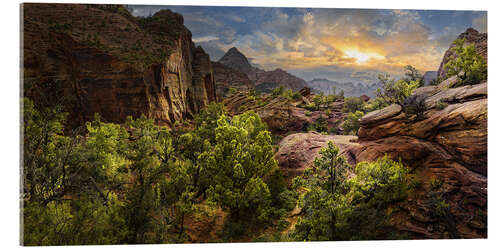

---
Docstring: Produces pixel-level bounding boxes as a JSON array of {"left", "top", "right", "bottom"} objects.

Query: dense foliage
[
  {"left": 290, "top": 143, "right": 409, "bottom": 241},
  {"left": 444, "top": 39, "right": 487, "bottom": 86},
  {"left": 342, "top": 111, "right": 364, "bottom": 135},
  {"left": 22, "top": 100, "right": 292, "bottom": 245}
]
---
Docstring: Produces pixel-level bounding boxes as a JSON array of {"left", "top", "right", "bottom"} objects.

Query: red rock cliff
[{"left": 22, "top": 4, "right": 216, "bottom": 128}]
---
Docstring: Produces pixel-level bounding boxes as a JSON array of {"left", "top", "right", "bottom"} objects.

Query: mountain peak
[{"left": 218, "top": 47, "right": 253, "bottom": 74}]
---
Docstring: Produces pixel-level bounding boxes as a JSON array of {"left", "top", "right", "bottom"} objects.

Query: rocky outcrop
[
  {"left": 23, "top": 4, "right": 216, "bottom": 128},
  {"left": 356, "top": 78, "right": 486, "bottom": 238},
  {"left": 275, "top": 132, "right": 358, "bottom": 178},
  {"left": 437, "top": 28, "right": 487, "bottom": 79},
  {"left": 358, "top": 82, "right": 487, "bottom": 175},
  {"left": 217, "top": 47, "right": 307, "bottom": 91},
  {"left": 275, "top": 74, "right": 487, "bottom": 239},
  {"left": 224, "top": 91, "right": 344, "bottom": 135}
]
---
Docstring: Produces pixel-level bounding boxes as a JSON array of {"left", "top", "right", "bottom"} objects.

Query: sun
[{"left": 343, "top": 49, "right": 385, "bottom": 64}]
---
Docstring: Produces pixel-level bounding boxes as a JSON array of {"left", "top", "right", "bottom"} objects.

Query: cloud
[
  {"left": 128, "top": 6, "right": 486, "bottom": 83},
  {"left": 193, "top": 35, "right": 219, "bottom": 43}
]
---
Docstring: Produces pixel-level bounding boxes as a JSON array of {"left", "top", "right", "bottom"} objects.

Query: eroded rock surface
[
  {"left": 276, "top": 75, "right": 487, "bottom": 239},
  {"left": 23, "top": 4, "right": 216, "bottom": 128}
]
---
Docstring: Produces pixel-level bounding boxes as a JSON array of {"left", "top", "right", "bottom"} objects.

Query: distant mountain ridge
[
  {"left": 217, "top": 47, "right": 307, "bottom": 91},
  {"left": 306, "top": 78, "right": 382, "bottom": 98}
]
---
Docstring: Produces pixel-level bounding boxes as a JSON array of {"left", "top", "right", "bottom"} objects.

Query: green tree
[
  {"left": 342, "top": 111, "right": 364, "bottom": 135},
  {"left": 291, "top": 142, "right": 410, "bottom": 241},
  {"left": 403, "top": 65, "right": 424, "bottom": 87},
  {"left": 307, "top": 115, "right": 328, "bottom": 133},
  {"left": 444, "top": 38, "right": 487, "bottom": 86},
  {"left": 376, "top": 66, "right": 421, "bottom": 106},
  {"left": 198, "top": 111, "right": 277, "bottom": 237},
  {"left": 343, "top": 96, "right": 364, "bottom": 113},
  {"left": 291, "top": 142, "right": 350, "bottom": 241}
]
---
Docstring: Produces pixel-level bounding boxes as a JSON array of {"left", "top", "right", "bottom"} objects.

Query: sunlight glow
[{"left": 343, "top": 49, "right": 385, "bottom": 64}]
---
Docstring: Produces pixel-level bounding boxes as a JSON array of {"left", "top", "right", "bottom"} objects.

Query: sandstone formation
[
  {"left": 23, "top": 4, "right": 216, "bottom": 128},
  {"left": 437, "top": 28, "right": 487, "bottom": 79},
  {"left": 223, "top": 89, "right": 344, "bottom": 135},
  {"left": 212, "top": 61, "right": 254, "bottom": 99},
  {"left": 275, "top": 132, "right": 358, "bottom": 178},
  {"left": 276, "top": 77, "right": 487, "bottom": 238}
]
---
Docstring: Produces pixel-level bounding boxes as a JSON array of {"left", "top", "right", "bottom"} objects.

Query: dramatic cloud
[{"left": 129, "top": 5, "right": 487, "bottom": 83}]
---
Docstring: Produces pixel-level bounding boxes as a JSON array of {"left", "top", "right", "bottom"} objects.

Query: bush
[
  {"left": 307, "top": 115, "right": 328, "bottom": 133},
  {"left": 362, "top": 97, "right": 388, "bottom": 112},
  {"left": 430, "top": 76, "right": 444, "bottom": 86},
  {"left": 444, "top": 38, "right": 487, "bottom": 86},
  {"left": 291, "top": 142, "right": 410, "bottom": 241},
  {"left": 342, "top": 111, "right": 364, "bottom": 135},
  {"left": 343, "top": 96, "right": 364, "bottom": 113},
  {"left": 402, "top": 94, "right": 427, "bottom": 120},
  {"left": 435, "top": 101, "right": 448, "bottom": 110},
  {"left": 376, "top": 66, "right": 422, "bottom": 105}
]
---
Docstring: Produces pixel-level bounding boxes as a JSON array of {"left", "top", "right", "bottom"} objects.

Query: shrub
[
  {"left": 307, "top": 115, "right": 328, "bottom": 133},
  {"left": 342, "top": 111, "right": 364, "bottom": 135},
  {"left": 435, "top": 101, "right": 448, "bottom": 110},
  {"left": 362, "top": 97, "right": 387, "bottom": 112},
  {"left": 343, "top": 96, "right": 364, "bottom": 113},
  {"left": 291, "top": 143, "right": 410, "bottom": 241},
  {"left": 430, "top": 76, "right": 444, "bottom": 86},
  {"left": 402, "top": 94, "right": 427, "bottom": 120},
  {"left": 376, "top": 66, "right": 422, "bottom": 105},
  {"left": 444, "top": 38, "right": 487, "bottom": 86}
]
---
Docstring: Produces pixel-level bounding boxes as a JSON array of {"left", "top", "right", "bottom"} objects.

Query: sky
[{"left": 129, "top": 5, "right": 486, "bottom": 84}]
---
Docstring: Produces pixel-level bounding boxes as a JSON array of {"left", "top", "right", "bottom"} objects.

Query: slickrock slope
[
  {"left": 437, "top": 28, "right": 487, "bottom": 79},
  {"left": 217, "top": 47, "right": 307, "bottom": 91},
  {"left": 23, "top": 4, "right": 216, "bottom": 128},
  {"left": 223, "top": 88, "right": 344, "bottom": 135}
]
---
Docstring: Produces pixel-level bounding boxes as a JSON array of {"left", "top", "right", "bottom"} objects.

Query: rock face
[
  {"left": 212, "top": 62, "right": 254, "bottom": 99},
  {"left": 275, "top": 132, "right": 358, "bottom": 178},
  {"left": 224, "top": 91, "right": 344, "bottom": 135},
  {"left": 276, "top": 76, "right": 487, "bottom": 239},
  {"left": 217, "top": 47, "right": 253, "bottom": 75},
  {"left": 217, "top": 47, "right": 307, "bottom": 91},
  {"left": 437, "top": 28, "right": 487, "bottom": 79},
  {"left": 23, "top": 4, "right": 216, "bottom": 128}
]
